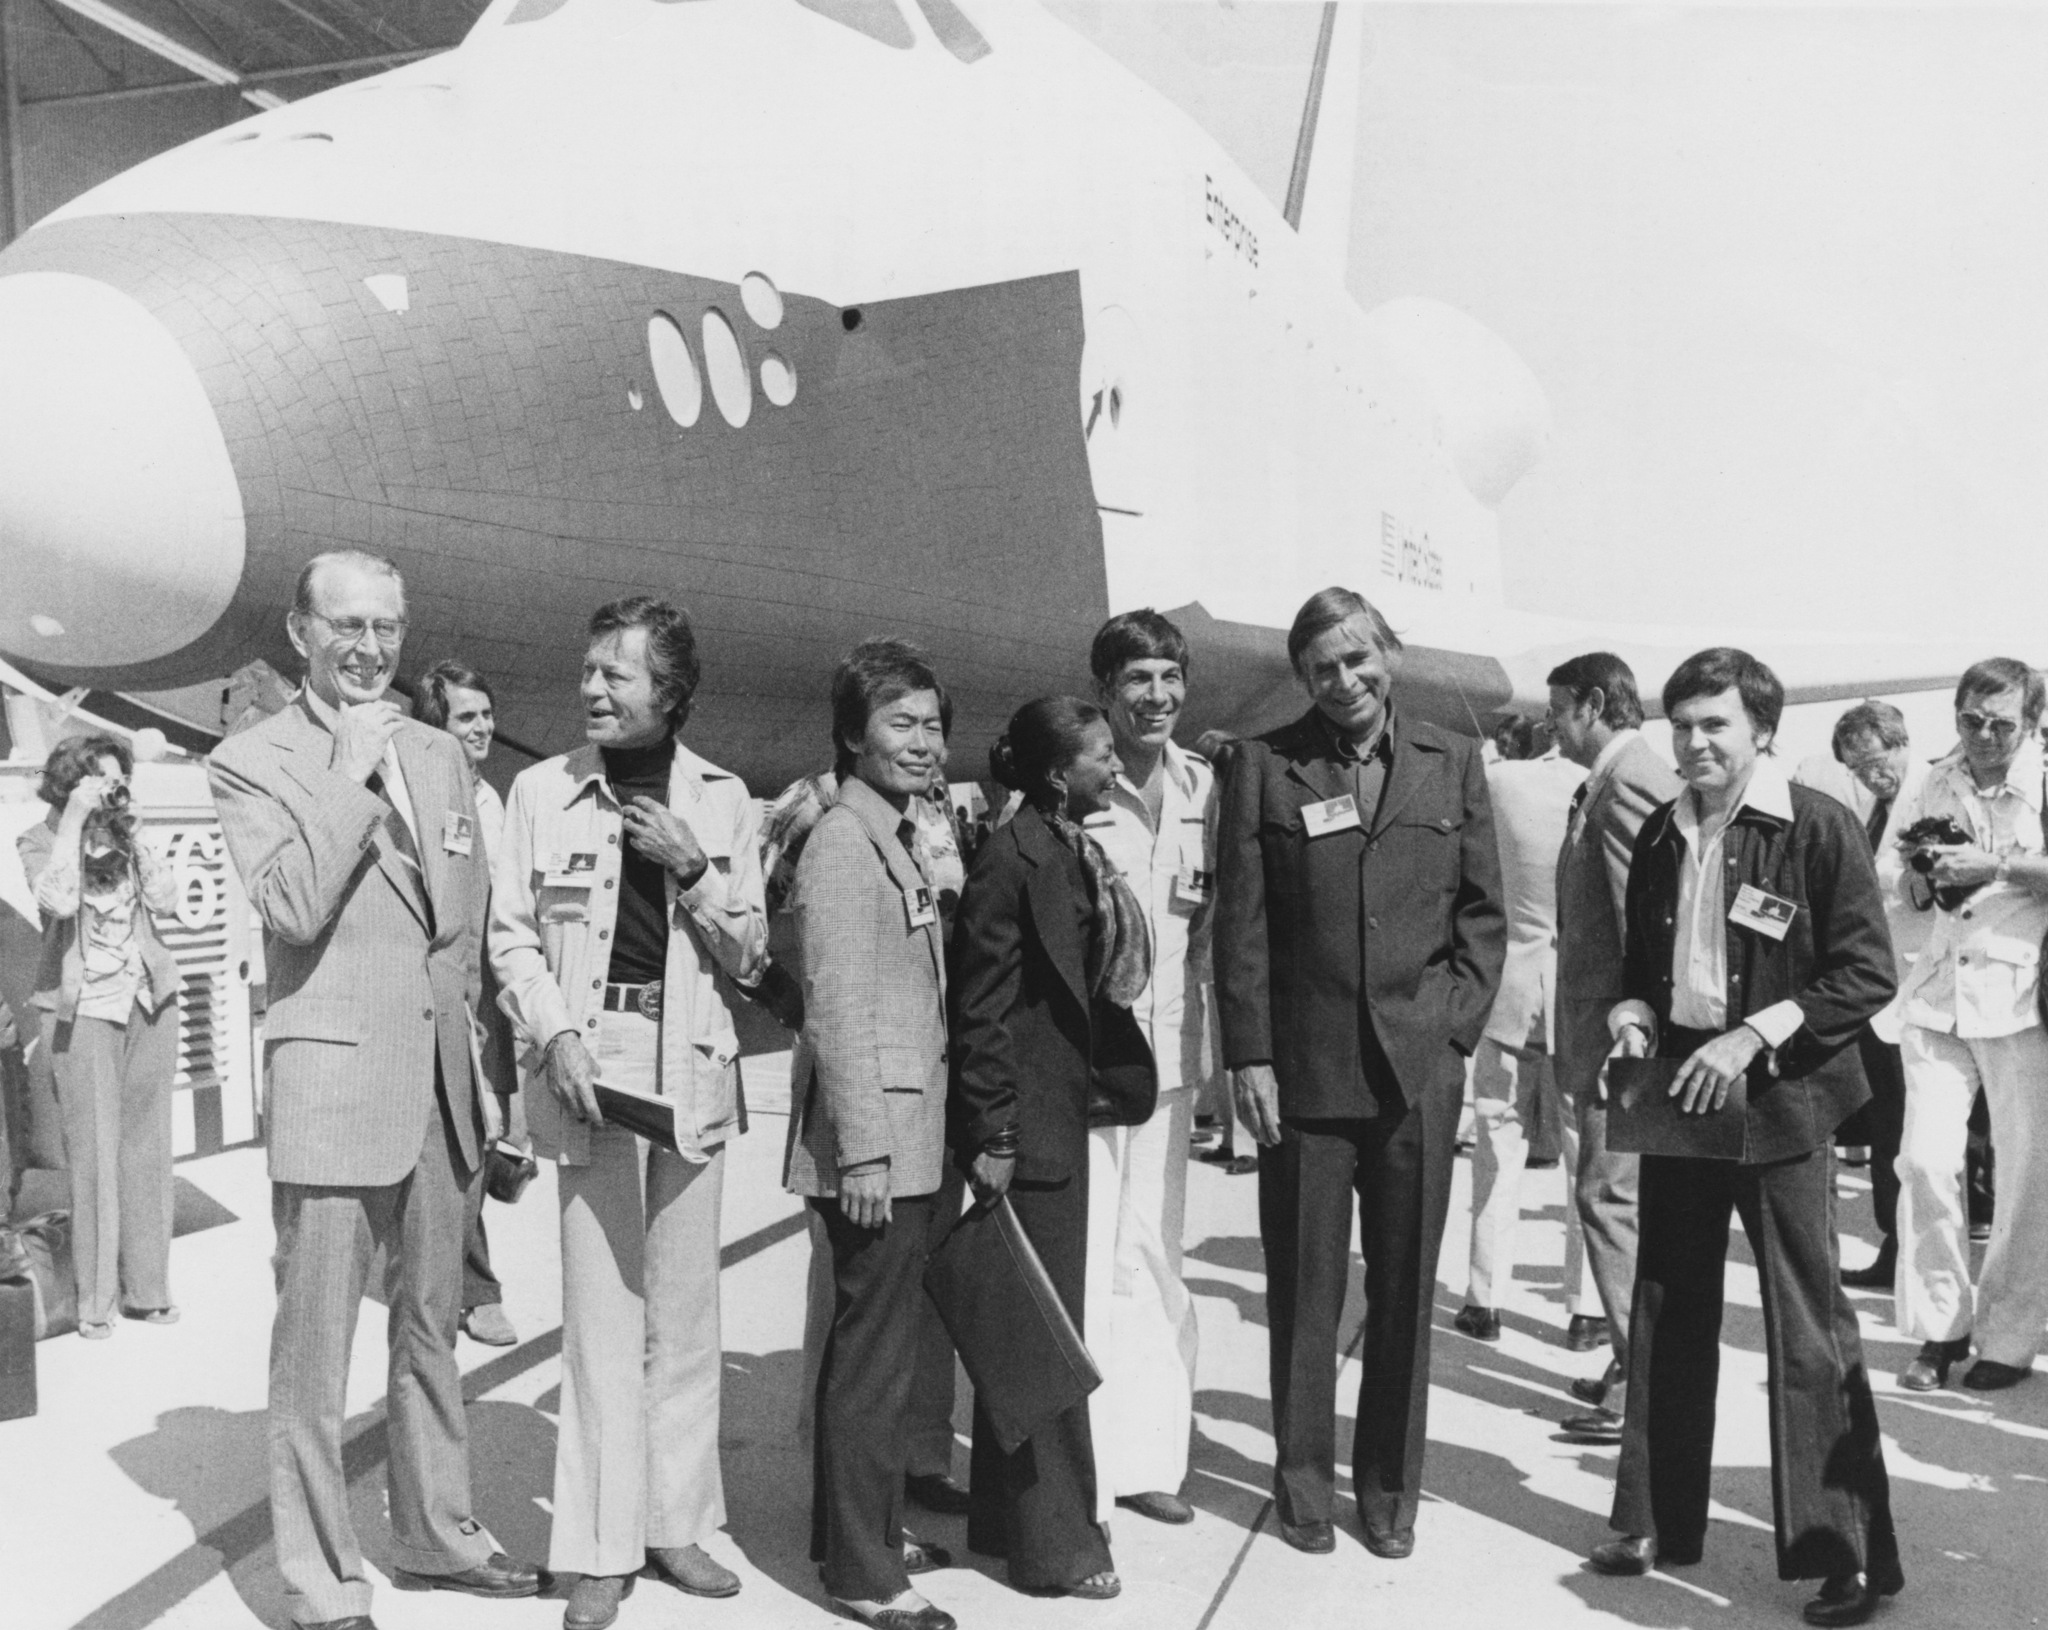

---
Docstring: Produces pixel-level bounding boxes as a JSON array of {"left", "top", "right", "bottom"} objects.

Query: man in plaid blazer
[{"left": 211, "top": 550, "right": 541, "bottom": 1630}]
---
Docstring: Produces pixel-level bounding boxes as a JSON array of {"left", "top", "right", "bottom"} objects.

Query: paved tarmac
[{"left": 7, "top": 1054, "right": 2040, "bottom": 1630}]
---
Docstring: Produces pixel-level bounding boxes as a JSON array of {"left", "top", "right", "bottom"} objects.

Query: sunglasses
[{"left": 1957, "top": 711, "right": 2022, "bottom": 740}]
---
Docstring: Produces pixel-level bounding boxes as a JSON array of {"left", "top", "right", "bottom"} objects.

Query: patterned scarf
[{"left": 1046, "top": 808, "right": 1153, "bottom": 1008}]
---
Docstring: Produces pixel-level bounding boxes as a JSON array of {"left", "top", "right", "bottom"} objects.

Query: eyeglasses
[
  {"left": 309, "top": 612, "right": 408, "bottom": 645},
  {"left": 1957, "top": 711, "right": 2021, "bottom": 740}
]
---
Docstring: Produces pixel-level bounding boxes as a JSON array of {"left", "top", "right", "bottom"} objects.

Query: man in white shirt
[
  {"left": 1453, "top": 724, "right": 1592, "bottom": 1346},
  {"left": 1078, "top": 609, "right": 1216, "bottom": 1528},
  {"left": 1881, "top": 658, "right": 2048, "bottom": 1393}
]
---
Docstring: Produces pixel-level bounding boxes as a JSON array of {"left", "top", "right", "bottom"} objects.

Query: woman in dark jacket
[{"left": 948, "top": 697, "right": 1156, "bottom": 1598}]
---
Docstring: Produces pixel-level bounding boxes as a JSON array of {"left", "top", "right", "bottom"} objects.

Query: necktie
[
  {"left": 365, "top": 768, "right": 424, "bottom": 873},
  {"left": 1865, "top": 797, "right": 1891, "bottom": 854}
]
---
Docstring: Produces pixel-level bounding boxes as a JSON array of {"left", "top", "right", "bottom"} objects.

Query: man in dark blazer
[
  {"left": 1545, "top": 653, "right": 1682, "bottom": 1432},
  {"left": 211, "top": 551, "right": 541, "bottom": 1630},
  {"left": 1589, "top": 648, "right": 1899, "bottom": 1630},
  {"left": 1214, "top": 587, "right": 1505, "bottom": 1559}
]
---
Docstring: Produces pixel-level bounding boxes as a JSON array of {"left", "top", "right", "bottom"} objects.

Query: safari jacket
[{"left": 489, "top": 739, "right": 768, "bottom": 1165}]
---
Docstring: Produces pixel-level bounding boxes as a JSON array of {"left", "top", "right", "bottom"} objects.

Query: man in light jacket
[{"left": 490, "top": 596, "right": 766, "bottom": 1630}]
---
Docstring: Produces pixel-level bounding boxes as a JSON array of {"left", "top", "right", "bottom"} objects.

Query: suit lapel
[
  {"left": 839, "top": 780, "right": 946, "bottom": 993},
  {"left": 371, "top": 732, "right": 433, "bottom": 935},
  {"left": 1369, "top": 718, "right": 1442, "bottom": 838},
  {"left": 1015, "top": 808, "right": 1090, "bottom": 1015}
]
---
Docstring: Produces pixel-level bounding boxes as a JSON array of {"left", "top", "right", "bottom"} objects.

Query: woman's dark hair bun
[{"left": 988, "top": 734, "right": 1021, "bottom": 791}]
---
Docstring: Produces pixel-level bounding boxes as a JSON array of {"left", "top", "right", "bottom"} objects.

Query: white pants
[
  {"left": 1467, "top": 1038, "right": 1594, "bottom": 1315},
  {"left": 1897, "top": 1022, "right": 2048, "bottom": 1365},
  {"left": 552, "top": 1009, "right": 728, "bottom": 1574},
  {"left": 1084, "top": 1088, "right": 1198, "bottom": 1520}
]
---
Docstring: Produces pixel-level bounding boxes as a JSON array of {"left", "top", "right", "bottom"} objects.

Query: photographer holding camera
[
  {"left": 17, "top": 733, "right": 182, "bottom": 1340},
  {"left": 1881, "top": 658, "right": 2048, "bottom": 1394}
]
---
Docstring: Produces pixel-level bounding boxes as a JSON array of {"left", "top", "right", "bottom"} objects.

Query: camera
[
  {"left": 101, "top": 781, "right": 131, "bottom": 814},
  {"left": 1896, "top": 814, "right": 1979, "bottom": 911}
]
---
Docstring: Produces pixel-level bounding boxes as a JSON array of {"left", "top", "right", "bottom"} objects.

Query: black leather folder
[
  {"left": 595, "top": 1084, "right": 679, "bottom": 1154},
  {"left": 1608, "top": 1057, "right": 1747, "bottom": 1160},
  {"left": 923, "top": 1196, "right": 1101, "bottom": 1453}
]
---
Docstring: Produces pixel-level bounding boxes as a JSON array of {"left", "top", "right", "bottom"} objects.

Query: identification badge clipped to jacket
[
  {"left": 905, "top": 884, "right": 937, "bottom": 929},
  {"left": 1174, "top": 866, "right": 1213, "bottom": 905},
  {"left": 541, "top": 851, "right": 599, "bottom": 887},
  {"left": 1302, "top": 794, "right": 1362, "bottom": 838},
  {"left": 442, "top": 811, "right": 475, "bottom": 857},
  {"left": 1729, "top": 883, "right": 1797, "bottom": 941}
]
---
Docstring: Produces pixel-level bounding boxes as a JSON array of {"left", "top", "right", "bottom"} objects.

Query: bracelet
[{"left": 979, "top": 1128, "right": 1020, "bottom": 1159}]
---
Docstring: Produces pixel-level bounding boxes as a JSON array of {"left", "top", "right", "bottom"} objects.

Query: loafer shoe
[
  {"left": 564, "top": 1574, "right": 633, "bottom": 1630},
  {"left": 461, "top": 1303, "right": 518, "bottom": 1347},
  {"left": 1117, "top": 1489, "right": 1194, "bottom": 1525},
  {"left": 296, "top": 1619, "right": 378, "bottom": 1629},
  {"left": 1054, "top": 1572, "right": 1121, "bottom": 1600},
  {"left": 1587, "top": 1535, "right": 1658, "bottom": 1576},
  {"left": 392, "top": 1552, "right": 545, "bottom": 1598},
  {"left": 1565, "top": 1315, "right": 1609, "bottom": 1353},
  {"left": 1802, "top": 1559, "right": 1904, "bottom": 1627},
  {"left": 1839, "top": 1248, "right": 1897, "bottom": 1290},
  {"left": 1453, "top": 1305, "right": 1502, "bottom": 1342},
  {"left": 1899, "top": 1337, "right": 1971, "bottom": 1392},
  {"left": 1362, "top": 1521, "right": 1414, "bottom": 1559},
  {"left": 1278, "top": 1516, "right": 1336, "bottom": 1554},
  {"left": 647, "top": 1543, "right": 740, "bottom": 1597},
  {"left": 902, "top": 1538, "right": 951, "bottom": 1576},
  {"left": 905, "top": 1471, "right": 971, "bottom": 1515},
  {"left": 834, "top": 1589, "right": 957, "bottom": 1630},
  {"left": 1961, "top": 1358, "right": 2030, "bottom": 1391},
  {"left": 1561, "top": 1407, "right": 1624, "bottom": 1439}
]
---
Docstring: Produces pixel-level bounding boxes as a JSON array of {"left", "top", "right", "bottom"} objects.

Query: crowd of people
[{"left": 19, "top": 545, "right": 2048, "bottom": 1630}]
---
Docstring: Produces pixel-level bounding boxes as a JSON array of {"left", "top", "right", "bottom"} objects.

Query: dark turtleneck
[{"left": 602, "top": 735, "right": 675, "bottom": 986}]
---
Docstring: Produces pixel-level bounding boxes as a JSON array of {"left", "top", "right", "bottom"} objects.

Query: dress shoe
[
  {"left": 122, "top": 1304, "right": 180, "bottom": 1325},
  {"left": 1561, "top": 1407, "right": 1624, "bottom": 1440},
  {"left": 1568, "top": 1373, "right": 1611, "bottom": 1407},
  {"left": 647, "top": 1543, "right": 741, "bottom": 1596},
  {"left": 1898, "top": 1337, "right": 1971, "bottom": 1392},
  {"left": 1565, "top": 1314, "right": 1608, "bottom": 1353},
  {"left": 1198, "top": 1148, "right": 1258, "bottom": 1174},
  {"left": 297, "top": 1619, "right": 378, "bottom": 1629},
  {"left": 1361, "top": 1521, "right": 1415, "bottom": 1559},
  {"left": 902, "top": 1538, "right": 952, "bottom": 1575},
  {"left": 1839, "top": 1249, "right": 1897, "bottom": 1291},
  {"left": 563, "top": 1574, "right": 633, "bottom": 1630},
  {"left": 1052, "top": 1572, "right": 1121, "bottom": 1600},
  {"left": 392, "top": 1552, "right": 545, "bottom": 1598},
  {"left": 1277, "top": 1516, "right": 1336, "bottom": 1554},
  {"left": 461, "top": 1303, "right": 518, "bottom": 1346},
  {"left": 1117, "top": 1489, "right": 1194, "bottom": 1525},
  {"left": 1961, "top": 1358, "right": 2030, "bottom": 1391},
  {"left": 1587, "top": 1535, "right": 1657, "bottom": 1575},
  {"left": 78, "top": 1319, "right": 114, "bottom": 1340},
  {"left": 905, "top": 1471, "right": 971, "bottom": 1515},
  {"left": 1801, "top": 1558, "right": 1904, "bottom": 1627},
  {"left": 1453, "top": 1305, "right": 1502, "bottom": 1342},
  {"left": 834, "top": 1587, "right": 957, "bottom": 1629}
]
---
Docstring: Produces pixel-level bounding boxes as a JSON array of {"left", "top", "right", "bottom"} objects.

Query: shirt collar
[
  {"left": 298, "top": 681, "right": 341, "bottom": 732},
  {"left": 1314, "top": 704, "right": 1395, "bottom": 765},
  {"left": 1673, "top": 751, "right": 1794, "bottom": 846},
  {"left": 1936, "top": 736, "right": 2045, "bottom": 810},
  {"left": 1111, "top": 735, "right": 1201, "bottom": 805},
  {"left": 558, "top": 735, "right": 736, "bottom": 807},
  {"left": 1587, "top": 726, "right": 1640, "bottom": 783}
]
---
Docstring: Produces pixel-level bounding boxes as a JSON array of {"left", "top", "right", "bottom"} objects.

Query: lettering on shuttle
[
  {"left": 1380, "top": 512, "right": 1443, "bottom": 592},
  {"left": 1203, "top": 175, "right": 1259, "bottom": 269}
]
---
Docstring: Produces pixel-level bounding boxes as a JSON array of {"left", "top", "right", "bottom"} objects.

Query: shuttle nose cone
[{"left": 0, "top": 270, "right": 245, "bottom": 672}]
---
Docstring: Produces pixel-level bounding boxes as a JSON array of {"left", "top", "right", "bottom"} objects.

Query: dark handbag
[
  {"left": 483, "top": 1139, "right": 539, "bottom": 1205},
  {"left": 1607, "top": 1058, "right": 1748, "bottom": 1160},
  {"left": 923, "top": 1195, "right": 1100, "bottom": 1453}
]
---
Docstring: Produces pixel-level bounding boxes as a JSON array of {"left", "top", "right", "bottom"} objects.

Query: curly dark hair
[{"left": 39, "top": 732, "right": 131, "bottom": 810}]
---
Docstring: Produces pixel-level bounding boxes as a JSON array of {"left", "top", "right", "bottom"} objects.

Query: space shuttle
[{"left": 0, "top": 0, "right": 1971, "bottom": 788}]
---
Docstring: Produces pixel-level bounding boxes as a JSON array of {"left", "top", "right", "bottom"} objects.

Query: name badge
[
  {"left": 442, "top": 811, "right": 475, "bottom": 857},
  {"left": 1301, "top": 795, "right": 1362, "bottom": 838},
  {"left": 1175, "top": 866, "right": 1214, "bottom": 905},
  {"left": 1730, "top": 883, "right": 1797, "bottom": 940},
  {"left": 541, "top": 851, "right": 599, "bottom": 887},
  {"left": 905, "top": 885, "right": 937, "bottom": 929}
]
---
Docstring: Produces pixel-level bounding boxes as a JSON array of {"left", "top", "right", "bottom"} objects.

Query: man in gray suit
[
  {"left": 211, "top": 550, "right": 542, "bottom": 1630},
  {"left": 1545, "top": 653, "right": 1681, "bottom": 1436}
]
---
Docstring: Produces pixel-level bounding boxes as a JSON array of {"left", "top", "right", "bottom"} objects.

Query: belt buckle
[{"left": 635, "top": 981, "right": 663, "bottom": 1021}]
